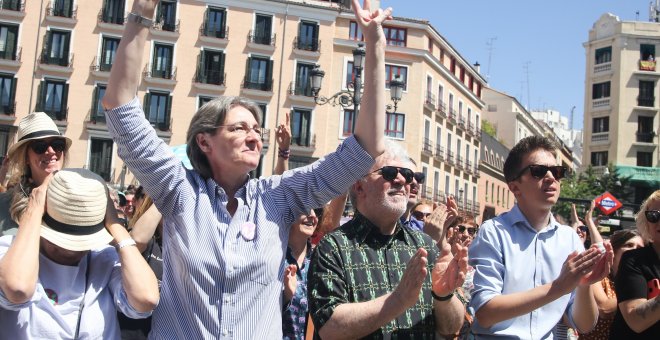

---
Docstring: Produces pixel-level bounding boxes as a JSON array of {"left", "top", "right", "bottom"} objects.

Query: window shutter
[
  {"left": 219, "top": 52, "right": 225, "bottom": 83},
  {"left": 60, "top": 83, "right": 69, "bottom": 120},
  {"left": 9, "top": 77, "right": 16, "bottom": 111},
  {"left": 35, "top": 80, "right": 44, "bottom": 112},
  {"left": 42, "top": 31, "right": 51, "bottom": 62},
  {"left": 165, "top": 95, "right": 172, "bottom": 130},
  {"left": 62, "top": 33, "right": 71, "bottom": 66},
  {"left": 197, "top": 51, "right": 205, "bottom": 83},
  {"left": 143, "top": 93, "right": 151, "bottom": 121},
  {"left": 266, "top": 60, "right": 274, "bottom": 91},
  {"left": 313, "top": 23, "right": 320, "bottom": 50},
  {"left": 244, "top": 57, "right": 251, "bottom": 86},
  {"left": 91, "top": 86, "right": 100, "bottom": 118}
]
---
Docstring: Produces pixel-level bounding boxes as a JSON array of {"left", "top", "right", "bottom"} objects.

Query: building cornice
[{"left": 201, "top": 0, "right": 342, "bottom": 22}]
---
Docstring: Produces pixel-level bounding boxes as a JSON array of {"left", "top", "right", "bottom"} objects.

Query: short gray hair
[
  {"left": 349, "top": 140, "right": 412, "bottom": 208},
  {"left": 186, "top": 96, "right": 262, "bottom": 179}
]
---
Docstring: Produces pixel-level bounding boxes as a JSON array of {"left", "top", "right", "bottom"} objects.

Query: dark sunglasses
[
  {"left": 513, "top": 164, "right": 568, "bottom": 181},
  {"left": 412, "top": 210, "right": 432, "bottom": 220},
  {"left": 413, "top": 172, "right": 425, "bottom": 184},
  {"left": 458, "top": 225, "right": 477, "bottom": 235},
  {"left": 578, "top": 225, "right": 588, "bottom": 233},
  {"left": 373, "top": 166, "right": 414, "bottom": 184},
  {"left": 646, "top": 210, "right": 660, "bottom": 223},
  {"left": 29, "top": 139, "right": 66, "bottom": 154}
]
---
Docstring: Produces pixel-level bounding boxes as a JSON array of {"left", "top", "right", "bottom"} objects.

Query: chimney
[{"left": 473, "top": 62, "right": 481, "bottom": 74}]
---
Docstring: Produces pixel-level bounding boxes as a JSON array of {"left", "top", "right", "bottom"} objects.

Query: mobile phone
[{"left": 648, "top": 279, "right": 660, "bottom": 299}]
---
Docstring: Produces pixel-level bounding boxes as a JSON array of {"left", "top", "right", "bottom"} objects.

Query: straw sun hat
[
  {"left": 40, "top": 169, "right": 113, "bottom": 251},
  {"left": 6, "top": 112, "right": 72, "bottom": 159}
]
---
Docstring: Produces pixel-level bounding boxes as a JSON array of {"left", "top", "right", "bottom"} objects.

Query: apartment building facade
[
  {"left": 583, "top": 13, "right": 660, "bottom": 204},
  {"left": 478, "top": 132, "right": 512, "bottom": 223},
  {"left": 0, "top": 0, "right": 485, "bottom": 216}
]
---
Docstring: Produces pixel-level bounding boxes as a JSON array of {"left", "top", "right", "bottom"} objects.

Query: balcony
[
  {"left": 437, "top": 100, "right": 447, "bottom": 118},
  {"left": 637, "top": 96, "right": 655, "bottom": 107},
  {"left": 466, "top": 122, "right": 474, "bottom": 137},
  {"left": 421, "top": 186, "right": 433, "bottom": 200},
  {"left": 422, "top": 137, "right": 433, "bottom": 156},
  {"left": 448, "top": 108, "right": 457, "bottom": 124},
  {"left": 592, "top": 98, "right": 610, "bottom": 109},
  {"left": 0, "top": 46, "right": 20, "bottom": 67},
  {"left": 458, "top": 115, "right": 466, "bottom": 130},
  {"left": 242, "top": 77, "right": 274, "bottom": 96},
  {"left": 45, "top": 2, "right": 76, "bottom": 25},
  {"left": 247, "top": 30, "right": 276, "bottom": 53},
  {"left": 89, "top": 56, "right": 112, "bottom": 75},
  {"left": 446, "top": 150, "right": 454, "bottom": 165},
  {"left": 97, "top": 8, "right": 125, "bottom": 29},
  {"left": 636, "top": 132, "right": 656, "bottom": 143},
  {"left": 290, "top": 133, "right": 316, "bottom": 151},
  {"left": 44, "top": 108, "right": 68, "bottom": 122},
  {"left": 594, "top": 62, "right": 611, "bottom": 74},
  {"left": 153, "top": 17, "right": 179, "bottom": 33},
  {"left": 424, "top": 92, "right": 436, "bottom": 111},
  {"left": 0, "top": 0, "right": 24, "bottom": 20},
  {"left": 456, "top": 156, "right": 464, "bottom": 170},
  {"left": 39, "top": 52, "right": 73, "bottom": 73},
  {"left": 591, "top": 132, "right": 609, "bottom": 143},
  {"left": 143, "top": 64, "right": 177, "bottom": 86},
  {"left": 287, "top": 81, "right": 315, "bottom": 104},
  {"left": 474, "top": 165, "right": 480, "bottom": 177},
  {"left": 0, "top": 101, "right": 16, "bottom": 119},
  {"left": 194, "top": 69, "right": 225, "bottom": 87},
  {"left": 87, "top": 108, "right": 106, "bottom": 124},
  {"left": 639, "top": 60, "right": 656, "bottom": 72},
  {"left": 434, "top": 145, "right": 444, "bottom": 161},
  {"left": 293, "top": 36, "right": 320, "bottom": 52},
  {"left": 465, "top": 161, "right": 473, "bottom": 174},
  {"left": 434, "top": 190, "right": 446, "bottom": 204},
  {"left": 475, "top": 128, "right": 482, "bottom": 140}
]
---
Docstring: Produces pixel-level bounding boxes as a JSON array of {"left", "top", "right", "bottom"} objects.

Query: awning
[{"left": 616, "top": 165, "right": 660, "bottom": 187}]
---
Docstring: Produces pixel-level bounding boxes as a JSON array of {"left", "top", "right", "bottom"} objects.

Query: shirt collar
[
  {"left": 205, "top": 175, "right": 252, "bottom": 207},
  {"left": 352, "top": 212, "right": 408, "bottom": 247},
  {"left": 507, "top": 204, "right": 559, "bottom": 233}
]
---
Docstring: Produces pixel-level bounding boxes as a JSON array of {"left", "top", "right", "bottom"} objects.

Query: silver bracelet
[
  {"left": 127, "top": 12, "right": 153, "bottom": 28},
  {"left": 116, "top": 238, "right": 137, "bottom": 250}
]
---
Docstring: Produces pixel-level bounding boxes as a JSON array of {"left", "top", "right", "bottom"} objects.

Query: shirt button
[
  {"left": 221, "top": 329, "right": 228, "bottom": 336},
  {"left": 224, "top": 297, "right": 230, "bottom": 304}
]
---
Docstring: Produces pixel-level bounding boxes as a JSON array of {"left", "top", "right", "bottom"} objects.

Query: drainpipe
[
  {"left": 271, "top": 3, "right": 289, "bottom": 172},
  {"left": 28, "top": 0, "right": 47, "bottom": 114}
]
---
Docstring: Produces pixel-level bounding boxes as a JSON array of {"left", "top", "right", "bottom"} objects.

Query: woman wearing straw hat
[
  {"left": 0, "top": 168, "right": 159, "bottom": 339},
  {"left": 0, "top": 112, "right": 71, "bottom": 236}
]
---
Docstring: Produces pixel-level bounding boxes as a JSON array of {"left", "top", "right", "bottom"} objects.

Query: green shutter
[
  {"left": 219, "top": 52, "right": 225, "bottom": 83},
  {"left": 35, "top": 80, "right": 44, "bottom": 112},
  {"left": 143, "top": 93, "right": 151, "bottom": 120},
  {"left": 165, "top": 95, "right": 172, "bottom": 130},
  {"left": 60, "top": 83, "right": 69, "bottom": 120},
  {"left": 91, "top": 86, "right": 100, "bottom": 119},
  {"left": 244, "top": 57, "right": 251, "bottom": 87},
  {"left": 9, "top": 77, "right": 16, "bottom": 113},
  {"left": 199, "top": 51, "right": 206, "bottom": 83},
  {"left": 266, "top": 60, "right": 274, "bottom": 91},
  {"left": 42, "top": 31, "right": 51, "bottom": 62},
  {"left": 313, "top": 23, "right": 320, "bottom": 50}
]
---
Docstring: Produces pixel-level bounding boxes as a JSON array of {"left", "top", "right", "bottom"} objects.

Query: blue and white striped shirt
[{"left": 105, "top": 98, "right": 374, "bottom": 339}]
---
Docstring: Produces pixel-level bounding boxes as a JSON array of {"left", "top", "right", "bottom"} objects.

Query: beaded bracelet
[{"left": 278, "top": 148, "right": 290, "bottom": 159}]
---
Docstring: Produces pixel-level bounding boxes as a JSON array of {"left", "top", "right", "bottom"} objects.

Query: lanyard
[{"left": 74, "top": 252, "right": 91, "bottom": 339}]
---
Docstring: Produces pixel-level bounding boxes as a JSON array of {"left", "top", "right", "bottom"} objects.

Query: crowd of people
[{"left": 0, "top": 0, "right": 658, "bottom": 339}]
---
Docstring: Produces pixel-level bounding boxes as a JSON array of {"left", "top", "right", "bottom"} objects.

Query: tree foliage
[{"left": 482, "top": 120, "right": 497, "bottom": 138}]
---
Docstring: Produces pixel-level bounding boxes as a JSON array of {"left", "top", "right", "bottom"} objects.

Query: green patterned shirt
[{"left": 308, "top": 213, "right": 440, "bottom": 339}]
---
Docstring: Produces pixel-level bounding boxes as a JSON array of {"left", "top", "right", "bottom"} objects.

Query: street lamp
[{"left": 310, "top": 43, "right": 405, "bottom": 119}]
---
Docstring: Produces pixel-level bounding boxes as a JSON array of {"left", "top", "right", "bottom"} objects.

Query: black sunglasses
[
  {"left": 373, "top": 166, "right": 414, "bottom": 184},
  {"left": 412, "top": 210, "right": 432, "bottom": 220},
  {"left": 457, "top": 225, "right": 477, "bottom": 235},
  {"left": 29, "top": 139, "right": 66, "bottom": 154},
  {"left": 413, "top": 172, "right": 425, "bottom": 184},
  {"left": 646, "top": 210, "right": 660, "bottom": 223},
  {"left": 578, "top": 225, "right": 588, "bottom": 233},
  {"left": 513, "top": 164, "right": 568, "bottom": 181}
]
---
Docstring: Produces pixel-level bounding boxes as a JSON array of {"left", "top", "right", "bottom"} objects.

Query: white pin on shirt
[{"left": 241, "top": 222, "right": 256, "bottom": 241}]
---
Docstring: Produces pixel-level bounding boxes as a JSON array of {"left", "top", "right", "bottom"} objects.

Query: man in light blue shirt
[{"left": 469, "top": 136, "right": 613, "bottom": 339}]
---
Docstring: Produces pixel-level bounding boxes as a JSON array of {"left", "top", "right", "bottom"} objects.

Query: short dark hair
[
  {"left": 609, "top": 229, "right": 640, "bottom": 252},
  {"left": 503, "top": 136, "right": 558, "bottom": 182}
]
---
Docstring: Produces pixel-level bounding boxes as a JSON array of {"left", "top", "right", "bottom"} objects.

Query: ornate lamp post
[{"left": 310, "top": 43, "right": 404, "bottom": 124}]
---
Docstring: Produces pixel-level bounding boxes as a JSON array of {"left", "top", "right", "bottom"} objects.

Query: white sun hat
[
  {"left": 40, "top": 168, "right": 113, "bottom": 251},
  {"left": 6, "top": 112, "right": 72, "bottom": 159}
]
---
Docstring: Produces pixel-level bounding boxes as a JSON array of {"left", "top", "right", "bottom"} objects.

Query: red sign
[{"left": 594, "top": 191, "right": 623, "bottom": 215}]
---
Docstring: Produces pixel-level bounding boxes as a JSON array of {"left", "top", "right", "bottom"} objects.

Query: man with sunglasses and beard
[
  {"left": 468, "top": 136, "right": 614, "bottom": 339},
  {"left": 308, "top": 141, "right": 468, "bottom": 339}
]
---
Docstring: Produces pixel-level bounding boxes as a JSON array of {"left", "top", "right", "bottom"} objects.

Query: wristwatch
[{"left": 127, "top": 12, "right": 153, "bottom": 28}]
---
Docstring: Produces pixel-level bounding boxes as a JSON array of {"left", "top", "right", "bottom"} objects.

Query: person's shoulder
[{"left": 621, "top": 244, "right": 653, "bottom": 263}]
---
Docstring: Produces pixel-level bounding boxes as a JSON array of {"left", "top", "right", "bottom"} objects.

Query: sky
[{"left": 383, "top": 0, "right": 652, "bottom": 130}]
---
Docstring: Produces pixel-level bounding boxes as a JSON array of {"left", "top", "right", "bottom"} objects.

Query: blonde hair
[
  {"left": 636, "top": 189, "right": 660, "bottom": 242},
  {"left": 128, "top": 195, "right": 155, "bottom": 229}
]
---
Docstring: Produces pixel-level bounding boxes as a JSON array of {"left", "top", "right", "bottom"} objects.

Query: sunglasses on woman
[
  {"left": 373, "top": 166, "right": 414, "bottom": 184},
  {"left": 29, "top": 139, "right": 66, "bottom": 154},
  {"left": 412, "top": 210, "right": 432, "bottom": 220},
  {"left": 457, "top": 225, "right": 477, "bottom": 235},
  {"left": 512, "top": 164, "right": 568, "bottom": 181},
  {"left": 646, "top": 210, "right": 660, "bottom": 223}
]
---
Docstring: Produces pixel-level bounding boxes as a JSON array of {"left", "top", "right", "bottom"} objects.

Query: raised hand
[
  {"left": 554, "top": 247, "right": 608, "bottom": 295},
  {"left": 432, "top": 239, "right": 468, "bottom": 297},
  {"left": 351, "top": 0, "right": 393, "bottom": 41},
  {"left": 581, "top": 242, "right": 613, "bottom": 285},
  {"left": 283, "top": 264, "right": 297, "bottom": 303},
  {"left": 276, "top": 112, "right": 291, "bottom": 150},
  {"left": 132, "top": 0, "right": 160, "bottom": 17},
  {"left": 392, "top": 248, "right": 428, "bottom": 309}
]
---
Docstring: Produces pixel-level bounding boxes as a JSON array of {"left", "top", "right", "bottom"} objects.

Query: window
[
  {"left": 195, "top": 49, "right": 225, "bottom": 85},
  {"left": 257, "top": 103, "right": 267, "bottom": 127},
  {"left": 42, "top": 30, "right": 71, "bottom": 66},
  {"left": 445, "top": 175, "right": 450, "bottom": 195},
  {"left": 36, "top": 79, "right": 69, "bottom": 120},
  {"left": 637, "top": 152, "right": 653, "bottom": 167},
  {"left": 202, "top": 7, "right": 227, "bottom": 38},
  {"left": 289, "top": 155, "right": 317, "bottom": 170},
  {"left": 345, "top": 61, "right": 356, "bottom": 88},
  {"left": 637, "top": 116, "right": 655, "bottom": 142},
  {"left": 438, "top": 84, "right": 444, "bottom": 106},
  {"left": 151, "top": 44, "right": 174, "bottom": 79},
  {"left": 385, "top": 112, "right": 405, "bottom": 138},
  {"left": 143, "top": 91, "right": 172, "bottom": 131},
  {"left": 89, "top": 138, "right": 113, "bottom": 181},
  {"left": 0, "top": 127, "right": 9, "bottom": 157},
  {"left": 252, "top": 14, "right": 273, "bottom": 45},
  {"left": 385, "top": 64, "right": 407, "bottom": 90},
  {"left": 198, "top": 96, "right": 214, "bottom": 108},
  {"left": 291, "top": 108, "right": 312, "bottom": 146},
  {"left": 592, "top": 117, "right": 609, "bottom": 133},
  {"left": 641, "top": 44, "right": 656, "bottom": 61},
  {"left": 433, "top": 171, "right": 440, "bottom": 199},
  {"left": 342, "top": 109, "right": 355, "bottom": 137},
  {"left": 383, "top": 26, "right": 406, "bottom": 46},
  {"left": 100, "top": 0, "right": 125, "bottom": 24},
  {"left": 591, "top": 151, "right": 608, "bottom": 166},
  {"left": 1, "top": 0, "right": 23, "bottom": 11},
  {"left": 460, "top": 66, "right": 465, "bottom": 82},
  {"left": 90, "top": 84, "right": 106, "bottom": 123},
  {"left": 348, "top": 21, "right": 363, "bottom": 41},
  {"left": 0, "top": 23, "right": 19, "bottom": 61},
  {"left": 244, "top": 56, "right": 273, "bottom": 91},
  {"left": 297, "top": 21, "right": 319, "bottom": 51},
  {"left": 156, "top": 0, "right": 178, "bottom": 32},
  {"left": 435, "top": 126, "right": 442, "bottom": 147},
  {"left": 638, "top": 80, "right": 655, "bottom": 107},
  {"left": 294, "top": 62, "right": 314, "bottom": 96},
  {"left": 450, "top": 57, "right": 456, "bottom": 73},
  {"left": 447, "top": 133, "right": 452, "bottom": 156},
  {"left": 99, "top": 36, "right": 119, "bottom": 72},
  {"left": 50, "top": 0, "right": 74, "bottom": 18},
  {"left": 0, "top": 74, "right": 16, "bottom": 115},
  {"left": 595, "top": 46, "right": 612, "bottom": 64},
  {"left": 592, "top": 81, "right": 610, "bottom": 99}
]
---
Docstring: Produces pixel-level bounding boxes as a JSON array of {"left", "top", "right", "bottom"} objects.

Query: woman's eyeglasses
[
  {"left": 646, "top": 210, "right": 660, "bottom": 223},
  {"left": 216, "top": 122, "right": 265, "bottom": 140},
  {"left": 373, "top": 166, "right": 414, "bottom": 184},
  {"left": 412, "top": 210, "right": 432, "bottom": 220},
  {"left": 512, "top": 164, "right": 568, "bottom": 181},
  {"left": 457, "top": 225, "right": 477, "bottom": 235},
  {"left": 29, "top": 139, "right": 66, "bottom": 154}
]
